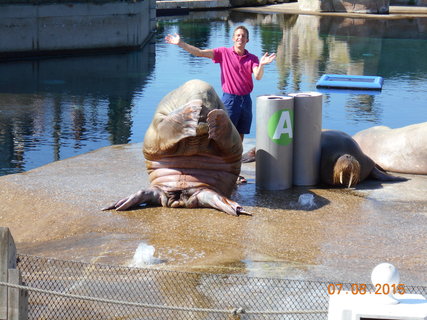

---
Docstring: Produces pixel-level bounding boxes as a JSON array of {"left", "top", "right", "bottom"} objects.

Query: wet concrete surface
[{"left": 0, "top": 141, "right": 426, "bottom": 286}]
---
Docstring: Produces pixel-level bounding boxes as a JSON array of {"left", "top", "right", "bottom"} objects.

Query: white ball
[{"left": 371, "top": 263, "right": 400, "bottom": 286}]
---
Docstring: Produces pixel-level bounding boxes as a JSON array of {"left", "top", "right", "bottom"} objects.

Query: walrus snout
[{"left": 333, "top": 154, "right": 361, "bottom": 188}]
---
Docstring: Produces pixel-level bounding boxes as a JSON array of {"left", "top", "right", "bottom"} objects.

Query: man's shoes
[{"left": 237, "top": 175, "right": 247, "bottom": 184}]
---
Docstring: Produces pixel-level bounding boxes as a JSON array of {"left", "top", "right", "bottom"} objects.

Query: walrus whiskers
[{"left": 333, "top": 155, "right": 360, "bottom": 188}]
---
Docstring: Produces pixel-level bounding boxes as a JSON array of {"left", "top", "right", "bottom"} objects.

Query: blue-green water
[{"left": 1, "top": 11, "right": 427, "bottom": 176}]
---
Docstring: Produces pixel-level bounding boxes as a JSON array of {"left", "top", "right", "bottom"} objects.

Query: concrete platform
[{"left": 0, "top": 142, "right": 426, "bottom": 285}]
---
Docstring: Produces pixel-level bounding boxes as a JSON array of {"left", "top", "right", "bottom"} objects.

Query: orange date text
[{"left": 327, "top": 283, "right": 406, "bottom": 295}]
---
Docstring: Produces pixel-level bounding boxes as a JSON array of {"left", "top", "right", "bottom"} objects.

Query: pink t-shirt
[{"left": 212, "top": 47, "right": 259, "bottom": 96}]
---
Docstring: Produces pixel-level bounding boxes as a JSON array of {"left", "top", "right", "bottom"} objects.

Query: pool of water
[{"left": 1, "top": 11, "right": 427, "bottom": 176}]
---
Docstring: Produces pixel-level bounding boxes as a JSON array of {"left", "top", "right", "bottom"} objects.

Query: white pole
[
  {"left": 256, "top": 95, "right": 294, "bottom": 190},
  {"left": 288, "top": 92, "right": 322, "bottom": 186}
]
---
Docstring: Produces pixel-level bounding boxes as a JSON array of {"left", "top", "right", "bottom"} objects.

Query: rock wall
[{"left": 298, "top": 0, "right": 390, "bottom": 13}]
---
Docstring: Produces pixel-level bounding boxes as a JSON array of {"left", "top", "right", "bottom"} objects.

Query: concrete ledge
[
  {"left": 0, "top": 0, "right": 141, "bottom": 3},
  {"left": 0, "top": 0, "right": 156, "bottom": 59},
  {"left": 156, "top": 0, "right": 230, "bottom": 12},
  {"left": 233, "top": 1, "right": 427, "bottom": 18},
  {"left": 298, "top": 0, "right": 390, "bottom": 13}
]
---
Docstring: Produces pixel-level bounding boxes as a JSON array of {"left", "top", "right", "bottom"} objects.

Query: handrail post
[{"left": 0, "top": 227, "right": 28, "bottom": 320}]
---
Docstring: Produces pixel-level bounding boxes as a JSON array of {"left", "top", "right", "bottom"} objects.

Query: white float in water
[{"left": 316, "top": 74, "right": 384, "bottom": 90}]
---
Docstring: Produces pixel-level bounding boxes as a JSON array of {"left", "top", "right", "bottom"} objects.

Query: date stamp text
[{"left": 327, "top": 283, "right": 406, "bottom": 295}]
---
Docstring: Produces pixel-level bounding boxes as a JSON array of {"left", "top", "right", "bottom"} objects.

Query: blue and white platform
[{"left": 316, "top": 74, "right": 384, "bottom": 90}]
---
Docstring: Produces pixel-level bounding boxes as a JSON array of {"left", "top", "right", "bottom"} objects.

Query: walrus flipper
[
  {"left": 146, "top": 100, "right": 204, "bottom": 156},
  {"left": 192, "top": 188, "right": 252, "bottom": 216},
  {"left": 370, "top": 165, "right": 408, "bottom": 182},
  {"left": 102, "top": 188, "right": 163, "bottom": 211},
  {"left": 207, "top": 109, "right": 242, "bottom": 158},
  {"left": 241, "top": 147, "right": 256, "bottom": 163}
]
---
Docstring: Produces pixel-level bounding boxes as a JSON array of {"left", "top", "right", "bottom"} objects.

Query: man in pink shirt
[{"left": 166, "top": 25, "right": 276, "bottom": 183}]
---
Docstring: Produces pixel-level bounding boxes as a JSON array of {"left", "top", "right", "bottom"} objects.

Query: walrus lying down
[
  {"left": 241, "top": 129, "right": 406, "bottom": 188},
  {"left": 319, "top": 130, "right": 407, "bottom": 188},
  {"left": 104, "top": 79, "right": 250, "bottom": 216}
]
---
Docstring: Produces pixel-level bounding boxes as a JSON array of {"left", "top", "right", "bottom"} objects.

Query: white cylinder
[
  {"left": 288, "top": 92, "right": 322, "bottom": 186},
  {"left": 256, "top": 95, "right": 294, "bottom": 190}
]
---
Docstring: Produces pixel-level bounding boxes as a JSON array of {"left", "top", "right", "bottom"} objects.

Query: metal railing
[
  {"left": 11, "top": 254, "right": 427, "bottom": 319},
  {"left": 1, "top": 226, "right": 426, "bottom": 320},
  {"left": 15, "top": 254, "right": 330, "bottom": 319}
]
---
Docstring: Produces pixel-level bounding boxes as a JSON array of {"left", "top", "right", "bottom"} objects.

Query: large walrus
[
  {"left": 104, "top": 79, "right": 250, "bottom": 216},
  {"left": 320, "top": 130, "right": 406, "bottom": 187},
  {"left": 353, "top": 122, "right": 427, "bottom": 175},
  {"left": 242, "top": 129, "right": 406, "bottom": 188}
]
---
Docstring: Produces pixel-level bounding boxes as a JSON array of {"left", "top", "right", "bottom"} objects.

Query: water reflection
[
  {"left": 0, "top": 44, "right": 155, "bottom": 175},
  {"left": 1, "top": 12, "right": 427, "bottom": 176}
]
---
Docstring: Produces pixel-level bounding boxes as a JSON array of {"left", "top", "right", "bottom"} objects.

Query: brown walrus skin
[
  {"left": 353, "top": 122, "right": 427, "bottom": 175},
  {"left": 103, "top": 79, "right": 250, "bottom": 216},
  {"left": 241, "top": 130, "right": 407, "bottom": 188}
]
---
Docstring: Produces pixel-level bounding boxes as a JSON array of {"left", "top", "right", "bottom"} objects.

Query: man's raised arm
[{"left": 165, "top": 33, "right": 214, "bottom": 59}]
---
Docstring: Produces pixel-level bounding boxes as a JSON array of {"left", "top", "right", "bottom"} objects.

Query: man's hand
[
  {"left": 253, "top": 52, "right": 276, "bottom": 80},
  {"left": 260, "top": 52, "right": 276, "bottom": 66},
  {"left": 164, "top": 33, "right": 214, "bottom": 59},
  {"left": 165, "top": 33, "right": 181, "bottom": 45}
]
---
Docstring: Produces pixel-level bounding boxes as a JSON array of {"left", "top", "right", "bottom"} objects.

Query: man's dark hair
[{"left": 234, "top": 25, "right": 249, "bottom": 40}]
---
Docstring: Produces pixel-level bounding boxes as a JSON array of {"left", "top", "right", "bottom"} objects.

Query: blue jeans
[{"left": 221, "top": 93, "right": 252, "bottom": 134}]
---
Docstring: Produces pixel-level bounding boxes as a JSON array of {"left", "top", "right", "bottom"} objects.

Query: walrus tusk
[
  {"left": 348, "top": 172, "right": 354, "bottom": 188},
  {"left": 339, "top": 172, "right": 343, "bottom": 185}
]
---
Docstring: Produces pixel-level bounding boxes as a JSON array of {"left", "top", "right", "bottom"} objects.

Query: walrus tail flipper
[
  {"left": 370, "top": 165, "right": 408, "bottom": 182},
  {"left": 190, "top": 188, "right": 252, "bottom": 216},
  {"left": 102, "top": 188, "right": 163, "bottom": 211},
  {"left": 241, "top": 147, "right": 256, "bottom": 163}
]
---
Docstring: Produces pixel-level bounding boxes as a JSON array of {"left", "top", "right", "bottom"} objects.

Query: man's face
[{"left": 233, "top": 29, "right": 249, "bottom": 48}]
